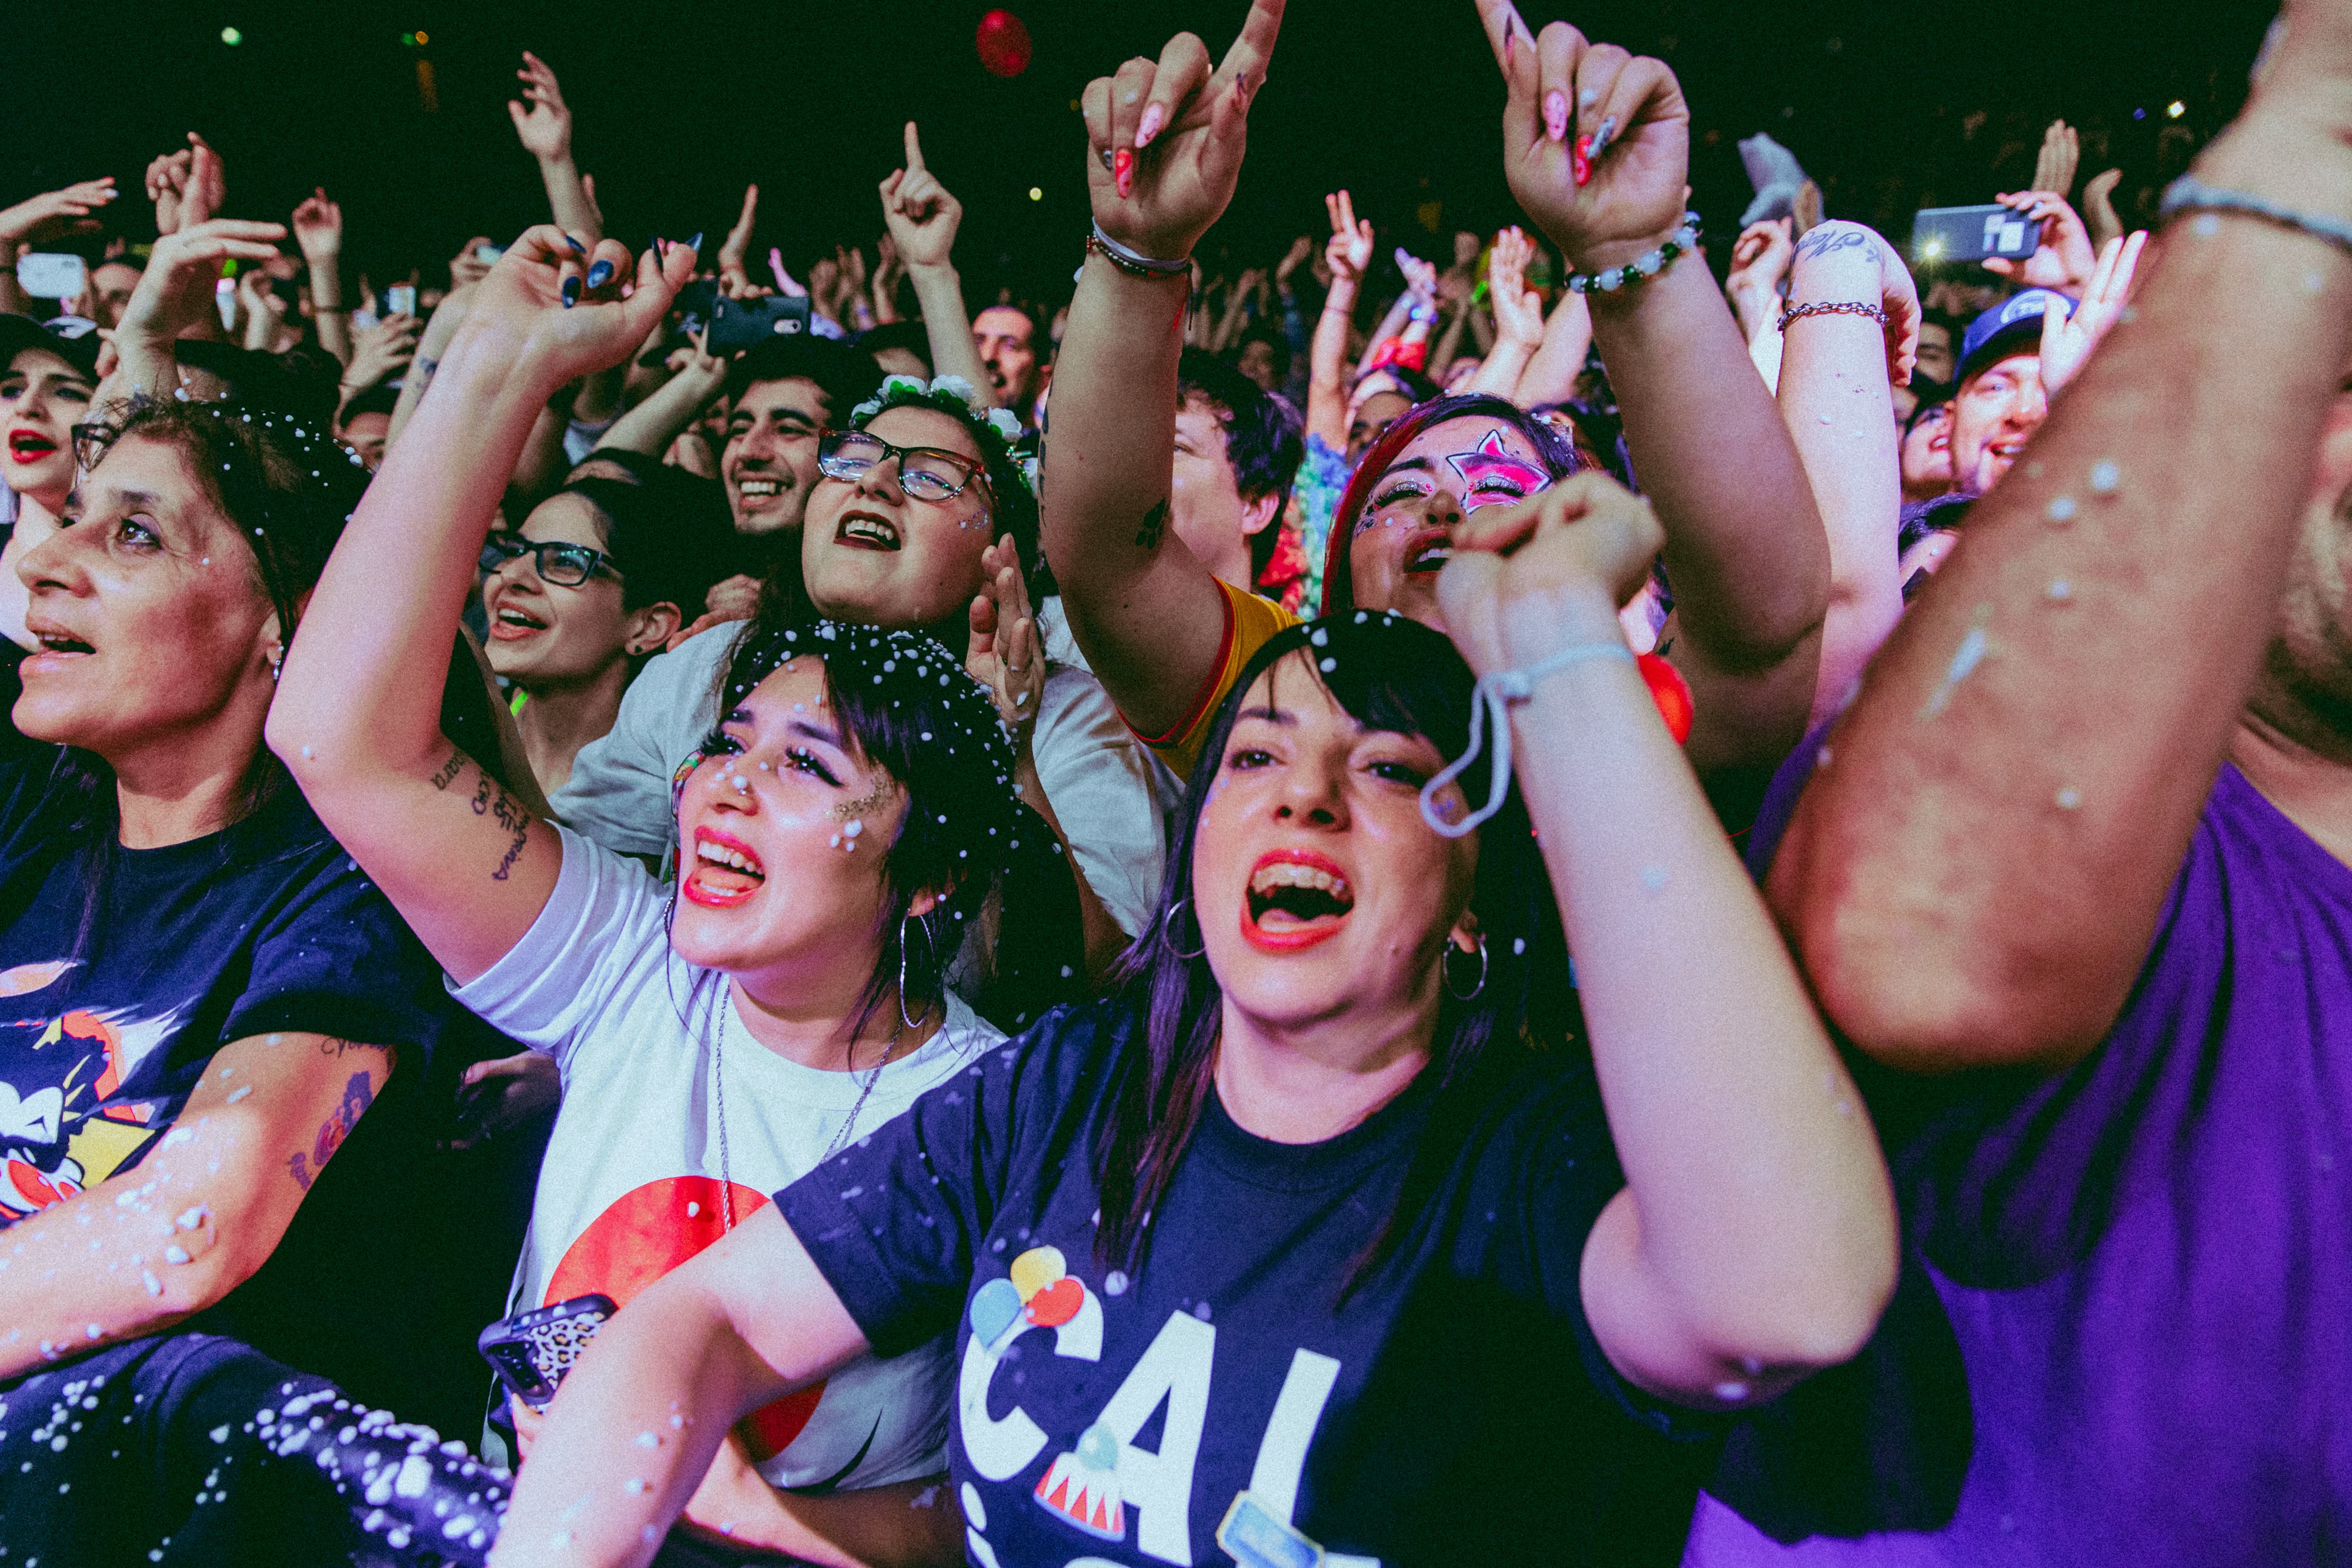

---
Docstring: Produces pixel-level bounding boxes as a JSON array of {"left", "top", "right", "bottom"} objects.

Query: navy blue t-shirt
[
  {"left": 0, "top": 754, "right": 450, "bottom": 1399},
  {"left": 774, "top": 999, "right": 1713, "bottom": 1568}
]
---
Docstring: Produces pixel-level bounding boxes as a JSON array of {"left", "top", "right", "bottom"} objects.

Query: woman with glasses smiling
[{"left": 479, "top": 476, "right": 734, "bottom": 795}]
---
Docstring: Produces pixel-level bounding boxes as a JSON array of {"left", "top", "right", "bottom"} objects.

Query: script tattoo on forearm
[
  {"left": 1795, "top": 228, "right": 1873, "bottom": 266},
  {"left": 438, "top": 748, "right": 535, "bottom": 881},
  {"left": 1135, "top": 497, "right": 1169, "bottom": 551},
  {"left": 286, "top": 1069, "right": 376, "bottom": 1191}
]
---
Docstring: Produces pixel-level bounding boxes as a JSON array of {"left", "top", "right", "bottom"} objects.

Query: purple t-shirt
[{"left": 1692, "top": 763, "right": 2352, "bottom": 1564}]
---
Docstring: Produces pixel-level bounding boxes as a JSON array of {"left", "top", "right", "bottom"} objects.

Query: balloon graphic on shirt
[
  {"left": 1034, "top": 1419, "right": 1125, "bottom": 1541},
  {"left": 547, "top": 1174, "right": 824, "bottom": 1460}
]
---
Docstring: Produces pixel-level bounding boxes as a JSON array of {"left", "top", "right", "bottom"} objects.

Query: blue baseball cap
[{"left": 1957, "top": 289, "right": 2074, "bottom": 384}]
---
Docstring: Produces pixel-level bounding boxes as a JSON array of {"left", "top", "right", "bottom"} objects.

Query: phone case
[
  {"left": 477, "top": 1293, "right": 617, "bottom": 1408},
  {"left": 1910, "top": 204, "right": 2037, "bottom": 265}
]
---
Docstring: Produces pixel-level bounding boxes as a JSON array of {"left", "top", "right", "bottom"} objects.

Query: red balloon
[{"left": 976, "top": 9, "right": 1032, "bottom": 77}]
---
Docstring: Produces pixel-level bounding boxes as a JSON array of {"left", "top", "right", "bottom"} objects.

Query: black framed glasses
[
  {"left": 479, "top": 533, "right": 622, "bottom": 587},
  {"left": 816, "top": 430, "right": 989, "bottom": 504}
]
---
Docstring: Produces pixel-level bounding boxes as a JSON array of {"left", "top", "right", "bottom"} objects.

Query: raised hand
[
  {"left": 2032, "top": 118, "right": 2081, "bottom": 199},
  {"left": 966, "top": 534, "right": 1047, "bottom": 741},
  {"left": 1396, "top": 248, "right": 1439, "bottom": 302},
  {"left": 145, "top": 149, "right": 191, "bottom": 235},
  {"left": 1488, "top": 226, "right": 1547, "bottom": 345},
  {"left": 1436, "top": 470, "right": 1665, "bottom": 676},
  {"left": 449, "top": 236, "right": 497, "bottom": 290},
  {"left": 2082, "top": 167, "right": 2126, "bottom": 252},
  {"left": 2039, "top": 230, "right": 2147, "bottom": 396},
  {"left": 459, "top": 228, "right": 697, "bottom": 394},
  {"left": 182, "top": 133, "right": 226, "bottom": 228},
  {"left": 717, "top": 183, "right": 759, "bottom": 293},
  {"left": 0, "top": 178, "right": 117, "bottom": 246},
  {"left": 1081, "top": 0, "right": 1286, "bottom": 261},
  {"left": 116, "top": 218, "right": 287, "bottom": 350},
  {"left": 1474, "top": 3, "right": 1690, "bottom": 276},
  {"left": 1275, "top": 233, "right": 1314, "bottom": 290},
  {"left": 1323, "top": 189, "right": 1374, "bottom": 286},
  {"left": 507, "top": 51, "right": 574, "bottom": 163},
  {"left": 1725, "top": 216, "right": 1795, "bottom": 340},
  {"left": 342, "top": 312, "right": 420, "bottom": 393},
  {"left": 289, "top": 188, "right": 342, "bottom": 264},
  {"left": 879, "top": 122, "right": 963, "bottom": 271},
  {"left": 1789, "top": 219, "right": 1921, "bottom": 385},
  {"left": 1984, "top": 189, "right": 2096, "bottom": 290}
]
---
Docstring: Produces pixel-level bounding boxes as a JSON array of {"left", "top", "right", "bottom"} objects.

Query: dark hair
[
  {"left": 973, "top": 299, "right": 1043, "bottom": 347},
  {"left": 173, "top": 340, "right": 342, "bottom": 429},
  {"left": 1177, "top": 347, "right": 1304, "bottom": 580},
  {"left": 723, "top": 334, "right": 880, "bottom": 420},
  {"left": 1093, "top": 613, "right": 1573, "bottom": 1281},
  {"left": 544, "top": 474, "right": 734, "bottom": 620},
  {"left": 337, "top": 383, "right": 400, "bottom": 425},
  {"left": 1321, "top": 394, "right": 1588, "bottom": 615},
  {"left": 1231, "top": 322, "right": 1292, "bottom": 385},
  {"left": 1903, "top": 383, "right": 1954, "bottom": 437},
  {"left": 1349, "top": 362, "right": 1439, "bottom": 408},
  {"left": 686, "top": 621, "right": 1083, "bottom": 1038},
  {"left": 855, "top": 319, "right": 932, "bottom": 370}
]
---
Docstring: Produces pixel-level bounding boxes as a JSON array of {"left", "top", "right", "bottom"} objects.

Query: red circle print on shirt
[{"left": 545, "top": 1174, "right": 823, "bottom": 1460}]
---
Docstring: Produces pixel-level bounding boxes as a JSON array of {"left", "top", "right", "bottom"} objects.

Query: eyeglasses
[
  {"left": 817, "top": 430, "right": 990, "bottom": 504},
  {"left": 479, "top": 533, "right": 622, "bottom": 587}
]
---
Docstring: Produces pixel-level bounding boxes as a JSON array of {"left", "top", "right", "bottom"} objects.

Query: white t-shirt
[
  {"left": 547, "top": 602, "right": 1179, "bottom": 938},
  {"left": 453, "top": 825, "right": 1004, "bottom": 1490}
]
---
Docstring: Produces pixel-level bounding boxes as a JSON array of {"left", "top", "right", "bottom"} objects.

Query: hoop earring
[
  {"left": 1443, "top": 934, "right": 1488, "bottom": 1001},
  {"left": 898, "top": 910, "right": 936, "bottom": 1031},
  {"left": 1162, "top": 897, "right": 1207, "bottom": 959}
]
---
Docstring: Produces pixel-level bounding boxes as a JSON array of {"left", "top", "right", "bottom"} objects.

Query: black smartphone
[
  {"left": 673, "top": 279, "right": 719, "bottom": 333},
  {"left": 707, "top": 292, "right": 811, "bottom": 353},
  {"left": 477, "top": 1293, "right": 616, "bottom": 1409},
  {"left": 1910, "top": 204, "right": 2040, "bottom": 266}
]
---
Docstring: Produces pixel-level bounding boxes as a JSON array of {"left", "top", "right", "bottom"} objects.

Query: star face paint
[{"left": 1444, "top": 430, "right": 1552, "bottom": 513}]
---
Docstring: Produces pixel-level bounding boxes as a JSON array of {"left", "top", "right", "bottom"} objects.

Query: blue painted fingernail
[
  {"left": 584, "top": 260, "right": 613, "bottom": 289},
  {"left": 560, "top": 276, "right": 580, "bottom": 307},
  {"left": 564, "top": 234, "right": 586, "bottom": 255},
  {"left": 685, "top": 232, "right": 703, "bottom": 255}
]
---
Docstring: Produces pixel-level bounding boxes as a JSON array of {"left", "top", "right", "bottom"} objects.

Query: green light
[
  {"left": 220, "top": 25, "right": 242, "bottom": 45},
  {"left": 402, "top": 31, "right": 415, "bottom": 45}
]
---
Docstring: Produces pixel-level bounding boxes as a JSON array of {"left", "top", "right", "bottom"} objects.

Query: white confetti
[
  {"left": 2087, "top": 460, "right": 2119, "bottom": 494},
  {"left": 2046, "top": 496, "right": 2077, "bottom": 524}
]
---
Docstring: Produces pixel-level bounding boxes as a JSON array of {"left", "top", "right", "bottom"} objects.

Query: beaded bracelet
[
  {"left": 2159, "top": 175, "right": 2352, "bottom": 256},
  {"left": 1085, "top": 222, "right": 1190, "bottom": 280},
  {"left": 1778, "top": 299, "right": 1890, "bottom": 332},
  {"left": 1566, "top": 212, "right": 1702, "bottom": 296}
]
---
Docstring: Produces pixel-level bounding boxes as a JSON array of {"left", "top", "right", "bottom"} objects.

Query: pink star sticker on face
[{"left": 1444, "top": 429, "right": 1550, "bottom": 512}]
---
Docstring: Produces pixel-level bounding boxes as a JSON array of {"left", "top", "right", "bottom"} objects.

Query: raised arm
[
  {"left": 0, "top": 1032, "right": 396, "bottom": 1381},
  {"left": 291, "top": 187, "right": 353, "bottom": 364},
  {"left": 598, "top": 330, "right": 731, "bottom": 458},
  {"left": 1304, "top": 191, "right": 1373, "bottom": 449},
  {"left": 509, "top": 51, "right": 602, "bottom": 243},
  {"left": 1479, "top": 6, "right": 1830, "bottom": 790},
  {"left": 1461, "top": 226, "right": 1546, "bottom": 399},
  {"left": 270, "top": 230, "right": 696, "bottom": 984},
  {"left": 1768, "top": 11, "right": 2352, "bottom": 1072},
  {"left": 1038, "top": 0, "right": 1287, "bottom": 739},
  {"left": 486, "top": 1205, "right": 871, "bottom": 1568},
  {"left": 878, "top": 122, "right": 995, "bottom": 403},
  {"left": 0, "top": 176, "right": 116, "bottom": 316},
  {"left": 1512, "top": 287, "right": 1595, "bottom": 407},
  {"left": 1436, "top": 473, "right": 1894, "bottom": 1409},
  {"left": 1775, "top": 220, "right": 1915, "bottom": 722},
  {"left": 100, "top": 219, "right": 287, "bottom": 403}
]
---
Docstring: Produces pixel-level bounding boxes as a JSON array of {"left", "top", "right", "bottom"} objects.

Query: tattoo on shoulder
[
  {"left": 315, "top": 1037, "right": 385, "bottom": 1058},
  {"left": 1135, "top": 498, "right": 1169, "bottom": 551},
  {"left": 286, "top": 1070, "right": 376, "bottom": 1192},
  {"left": 1795, "top": 228, "right": 1872, "bottom": 265}
]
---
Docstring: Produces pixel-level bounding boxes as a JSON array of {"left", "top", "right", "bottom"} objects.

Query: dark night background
[{"left": 0, "top": 0, "right": 2282, "bottom": 307}]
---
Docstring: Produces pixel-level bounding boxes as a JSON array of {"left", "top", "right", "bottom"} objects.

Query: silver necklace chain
[{"left": 713, "top": 990, "right": 928, "bottom": 1230}]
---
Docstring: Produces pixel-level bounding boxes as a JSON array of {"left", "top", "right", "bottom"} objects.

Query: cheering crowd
[{"left": 1, "top": 1, "right": 2347, "bottom": 1564}]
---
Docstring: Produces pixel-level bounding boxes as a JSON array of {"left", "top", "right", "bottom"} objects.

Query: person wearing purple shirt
[{"left": 1690, "top": 13, "right": 2352, "bottom": 1562}]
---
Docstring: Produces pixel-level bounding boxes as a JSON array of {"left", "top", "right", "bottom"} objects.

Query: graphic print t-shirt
[
  {"left": 453, "top": 825, "right": 1005, "bottom": 1490},
  {"left": 773, "top": 1001, "right": 1714, "bottom": 1568},
  {"left": 0, "top": 757, "right": 449, "bottom": 1392}
]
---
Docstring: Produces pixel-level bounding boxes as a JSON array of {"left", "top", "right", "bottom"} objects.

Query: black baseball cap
[
  {"left": 0, "top": 314, "right": 99, "bottom": 383},
  {"left": 1956, "top": 289, "right": 2073, "bottom": 385}
]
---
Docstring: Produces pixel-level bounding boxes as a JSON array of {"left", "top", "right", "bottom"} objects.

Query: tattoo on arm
[
  {"left": 285, "top": 1069, "right": 377, "bottom": 1191},
  {"left": 1795, "top": 228, "right": 1873, "bottom": 266},
  {"left": 1134, "top": 497, "right": 1170, "bottom": 551},
  {"left": 427, "top": 752, "right": 465, "bottom": 791},
  {"left": 440, "top": 747, "right": 537, "bottom": 882}
]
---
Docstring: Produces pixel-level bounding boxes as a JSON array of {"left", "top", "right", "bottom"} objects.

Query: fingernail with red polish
[
  {"left": 1572, "top": 134, "right": 1593, "bottom": 186},
  {"left": 1544, "top": 90, "right": 1569, "bottom": 143},
  {"left": 1113, "top": 148, "right": 1135, "bottom": 199},
  {"left": 1135, "top": 103, "right": 1164, "bottom": 150}
]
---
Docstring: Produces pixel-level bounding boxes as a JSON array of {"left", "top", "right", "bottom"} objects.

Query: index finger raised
[
  {"left": 903, "top": 121, "right": 927, "bottom": 174},
  {"left": 1215, "top": 0, "right": 1286, "bottom": 85}
]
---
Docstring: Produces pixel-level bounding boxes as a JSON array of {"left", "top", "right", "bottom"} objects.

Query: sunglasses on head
[{"left": 479, "top": 533, "right": 622, "bottom": 587}]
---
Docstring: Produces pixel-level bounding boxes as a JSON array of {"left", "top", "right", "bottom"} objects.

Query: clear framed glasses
[
  {"left": 817, "top": 430, "right": 989, "bottom": 503},
  {"left": 479, "top": 533, "right": 622, "bottom": 587}
]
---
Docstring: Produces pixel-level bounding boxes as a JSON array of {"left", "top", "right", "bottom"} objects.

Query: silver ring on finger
[{"left": 1100, "top": 148, "right": 1115, "bottom": 172}]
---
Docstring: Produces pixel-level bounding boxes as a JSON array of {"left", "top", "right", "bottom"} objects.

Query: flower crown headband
[{"left": 849, "top": 374, "right": 1040, "bottom": 497}]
